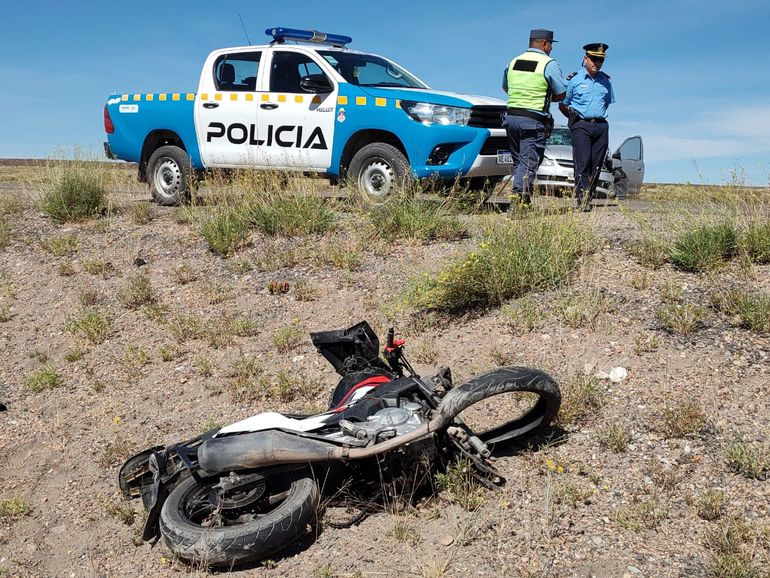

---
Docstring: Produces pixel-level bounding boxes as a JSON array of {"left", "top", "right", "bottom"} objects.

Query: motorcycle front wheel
[
  {"left": 439, "top": 367, "right": 561, "bottom": 445},
  {"left": 159, "top": 468, "right": 318, "bottom": 567}
]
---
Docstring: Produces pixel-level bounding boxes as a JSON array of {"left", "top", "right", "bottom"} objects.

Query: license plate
[{"left": 496, "top": 150, "right": 512, "bottom": 164}]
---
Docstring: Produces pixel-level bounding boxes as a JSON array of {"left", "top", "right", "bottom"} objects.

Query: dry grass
[
  {"left": 405, "top": 213, "right": 594, "bottom": 313},
  {"left": 557, "top": 373, "right": 605, "bottom": 426}
]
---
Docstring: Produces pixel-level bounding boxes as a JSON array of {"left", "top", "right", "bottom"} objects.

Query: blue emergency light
[{"left": 265, "top": 27, "right": 352, "bottom": 47}]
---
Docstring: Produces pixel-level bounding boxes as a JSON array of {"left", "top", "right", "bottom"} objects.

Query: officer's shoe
[{"left": 576, "top": 197, "right": 592, "bottom": 212}]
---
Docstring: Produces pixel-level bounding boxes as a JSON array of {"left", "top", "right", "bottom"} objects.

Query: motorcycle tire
[
  {"left": 438, "top": 366, "right": 561, "bottom": 445},
  {"left": 159, "top": 468, "right": 318, "bottom": 567}
]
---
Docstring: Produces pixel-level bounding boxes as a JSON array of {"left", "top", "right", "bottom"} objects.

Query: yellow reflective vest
[{"left": 506, "top": 50, "right": 552, "bottom": 111}]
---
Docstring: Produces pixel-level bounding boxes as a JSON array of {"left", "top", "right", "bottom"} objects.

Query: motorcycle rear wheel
[
  {"left": 159, "top": 468, "right": 318, "bottom": 567},
  {"left": 439, "top": 367, "right": 561, "bottom": 445}
]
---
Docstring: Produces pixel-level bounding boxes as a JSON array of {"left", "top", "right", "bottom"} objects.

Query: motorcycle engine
[{"left": 339, "top": 402, "right": 425, "bottom": 443}]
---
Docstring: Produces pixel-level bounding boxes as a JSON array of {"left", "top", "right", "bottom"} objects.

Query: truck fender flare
[
  {"left": 339, "top": 129, "right": 407, "bottom": 177},
  {"left": 139, "top": 130, "right": 188, "bottom": 181}
]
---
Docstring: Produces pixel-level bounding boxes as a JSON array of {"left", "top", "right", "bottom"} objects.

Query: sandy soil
[{"left": 0, "top": 181, "right": 769, "bottom": 578}]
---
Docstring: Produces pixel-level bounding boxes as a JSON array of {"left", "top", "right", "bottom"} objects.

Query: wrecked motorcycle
[{"left": 118, "top": 321, "right": 560, "bottom": 567}]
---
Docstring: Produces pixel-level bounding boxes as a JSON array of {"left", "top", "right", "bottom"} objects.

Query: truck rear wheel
[
  {"left": 147, "top": 145, "right": 192, "bottom": 206},
  {"left": 348, "top": 143, "right": 409, "bottom": 201}
]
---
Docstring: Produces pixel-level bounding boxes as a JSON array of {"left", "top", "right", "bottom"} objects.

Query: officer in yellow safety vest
[{"left": 502, "top": 28, "right": 567, "bottom": 205}]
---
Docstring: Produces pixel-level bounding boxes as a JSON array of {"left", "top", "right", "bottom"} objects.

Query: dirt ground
[{"left": 0, "top": 175, "right": 769, "bottom": 578}]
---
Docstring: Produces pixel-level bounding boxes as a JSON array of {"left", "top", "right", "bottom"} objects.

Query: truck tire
[
  {"left": 348, "top": 143, "right": 409, "bottom": 201},
  {"left": 147, "top": 146, "right": 192, "bottom": 206}
]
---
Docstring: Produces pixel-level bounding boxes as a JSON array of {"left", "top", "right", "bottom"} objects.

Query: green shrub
[
  {"left": 659, "top": 401, "right": 706, "bottom": 438},
  {"left": 625, "top": 237, "right": 669, "bottom": 269},
  {"left": 130, "top": 202, "right": 153, "bottom": 225},
  {"left": 40, "top": 234, "right": 79, "bottom": 256},
  {"left": 500, "top": 296, "right": 540, "bottom": 334},
  {"left": 247, "top": 191, "right": 335, "bottom": 237},
  {"left": 435, "top": 458, "right": 485, "bottom": 511},
  {"left": 197, "top": 206, "right": 250, "bottom": 256},
  {"left": 405, "top": 216, "right": 593, "bottom": 312},
  {"left": 656, "top": 303, "right": 707, "bottom": 336},
  {"left": 740, "top": 220, "right": 770, "bottom": 264},
  {"left": 0, "top": 497, "right": 31, "bottom": 519},
  {"left": 670, "top": 222, "right": 737, "bottom": 272},
  {"left": 712, "top": 289, "right": 770, "bottom": 333},
  {"left": 366, "top": 194, "right": 466, "bottom": 243},
  {"left": 65, "top": 308, "right": 111, "bottom": 345},
  {"left": 558, "top": 373, "right": 604, "bottom": 426},
  {"left": 0, "top": 218, "right": 11, "bottom": 249},
  {"left": 725, "top": 442, "right": 769, "bottom": 480},
  {"left": 26, "top": 366, "right": 63, "bottom": 392},
  {"left": 272, "top": 325, "right": 304, "bottom": 353},
  {"left": 119, "top": 272, "right": 158, "bottom": 309},
  {"left": 41, "top": 162, "right": 106, "bottom": 222}
]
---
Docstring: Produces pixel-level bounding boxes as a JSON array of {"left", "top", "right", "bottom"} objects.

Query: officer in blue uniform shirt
[
  {"left": 559, "top": 43, "right": 615, "bottom": 210},
  {"left": 502, "top": 29, "right": 567, "bottom": 206}
]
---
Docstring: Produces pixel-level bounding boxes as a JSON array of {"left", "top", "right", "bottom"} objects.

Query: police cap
[
  {"left": 583, "top": 43, "right": 609, "bottom": 57},
  {"left": 530, "top": 29, "right": 557, "bottom": 42}
]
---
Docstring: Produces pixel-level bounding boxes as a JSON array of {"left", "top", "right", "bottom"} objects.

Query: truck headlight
[
  {"left": 400, "top": 101, "right": 471, "bottom": 126},
  {"left": 540, "top": 156, "right": 557, "bottom": 167}
]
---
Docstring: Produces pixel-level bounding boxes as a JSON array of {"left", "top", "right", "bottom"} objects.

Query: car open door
[{"left": 611, "top": 135, "right": 644, "bottom": 198}]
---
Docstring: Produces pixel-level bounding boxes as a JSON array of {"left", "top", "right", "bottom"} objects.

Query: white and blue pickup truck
[{"left": 103, "top": 27, "right": 511, "bottom": 205}]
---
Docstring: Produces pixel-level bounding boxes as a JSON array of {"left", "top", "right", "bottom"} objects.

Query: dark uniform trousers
[
  {"left": 570, "top": 119, "right": 609, "bottom": 203},
  {"left": 503, "top": 114, "right": 547, "bottom": 199}
]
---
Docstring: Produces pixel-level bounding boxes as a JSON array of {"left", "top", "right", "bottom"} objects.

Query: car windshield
[
  {"left": 547, "top": 128, "right": 572, "bottom": 146},
  {"left": 318, "top": 51, "right": 428, "bottom": 89}
]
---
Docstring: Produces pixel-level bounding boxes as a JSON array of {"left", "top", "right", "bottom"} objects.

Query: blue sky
[{"left": 1, "top": 0, "right": 768, "bottom": 185}]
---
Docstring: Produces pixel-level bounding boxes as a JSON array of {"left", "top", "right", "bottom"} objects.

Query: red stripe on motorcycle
[{"left": 334, "top": 375, "right": 392, "bottom": 409}]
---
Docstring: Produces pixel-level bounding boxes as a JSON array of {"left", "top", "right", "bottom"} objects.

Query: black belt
[
  {"left": 579, "top": 117, "right": 607, "bottom": 123},
  {"left": 506, "top": 108, "right": 550, "bottom": 123}
]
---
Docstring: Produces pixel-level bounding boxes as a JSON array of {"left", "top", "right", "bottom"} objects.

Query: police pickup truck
[{"left": 103, "top": 27, "right": 511, "bottom": 205}]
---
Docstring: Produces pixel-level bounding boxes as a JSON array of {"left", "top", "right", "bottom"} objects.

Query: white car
[
  {"left": 533, "top": 127, "right": 611, "bottom": 196},
  {"left": 492, "top": 127, "right": 644, "bottom": 201}
]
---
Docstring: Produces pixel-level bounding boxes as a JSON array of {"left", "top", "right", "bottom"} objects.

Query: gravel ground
[{"left": 0, "top": 183, "right": 769, "bottom": 578}]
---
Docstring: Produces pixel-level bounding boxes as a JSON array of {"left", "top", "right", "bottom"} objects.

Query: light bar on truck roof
[{"left": 265, "top": 27, "right": 352, "bottom": 47}]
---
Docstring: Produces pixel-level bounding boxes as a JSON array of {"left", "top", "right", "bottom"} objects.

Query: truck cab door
[
  {"left": 258, "top": 49, "right": 337, "bottom": 171},
  {"left": 196, "top": 50, "right": 263, "bottom": 168},
  {"left": 612, "top": 135, "right": 645, "bottom": 196}
]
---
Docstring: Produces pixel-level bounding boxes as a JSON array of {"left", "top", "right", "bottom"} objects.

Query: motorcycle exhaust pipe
[
  {"left": 198, "top": 404, "right": 464, "bottom": 473},
  {"left": 198, "top": 430, "right": 342, "bottom": 472}
]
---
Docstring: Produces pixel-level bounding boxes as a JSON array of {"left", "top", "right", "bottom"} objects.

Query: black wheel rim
[{"left": 181, "top": 474, "right": 293, "bottom": 527}]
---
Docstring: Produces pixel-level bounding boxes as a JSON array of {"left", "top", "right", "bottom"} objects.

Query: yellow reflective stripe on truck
[{"left": 120, "top": 93, "right": 401, "bottom": 108}]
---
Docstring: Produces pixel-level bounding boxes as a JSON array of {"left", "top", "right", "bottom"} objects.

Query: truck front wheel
[
  {"left": 348, "top": 143, "right": 409, "bottom": 201},
  {"left": 147, "top": 145, "right": 192, "bottom": 206}
]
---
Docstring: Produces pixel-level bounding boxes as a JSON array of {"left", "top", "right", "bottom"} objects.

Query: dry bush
[
  {"left": 406, "top": 214, "right": 594, "bottom": 313},
  {"left": 40, "top": 155, "right": 107, "bottom": 222}
]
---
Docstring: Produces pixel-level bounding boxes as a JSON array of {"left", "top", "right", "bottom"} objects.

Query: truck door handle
[
  {"left": 203, "top": 103, "right": 219, "bottom": 109},
  {"left": 260, "top": 103, "right": 279, "bottom": 110}
]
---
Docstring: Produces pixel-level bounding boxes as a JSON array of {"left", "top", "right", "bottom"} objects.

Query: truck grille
[
  {"left": 469, "top": 106, "right": 506, "bottom": 129},
  {"left": 480, "top": 136, "right": 509, "bottom": 156},
  {"left": 556, "top": 159, "right": 574, "bottom": 169}
]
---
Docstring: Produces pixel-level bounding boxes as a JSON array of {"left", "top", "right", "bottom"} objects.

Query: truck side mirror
[{"left": 300, "top": 74, "right": 333, "bottom": 94}]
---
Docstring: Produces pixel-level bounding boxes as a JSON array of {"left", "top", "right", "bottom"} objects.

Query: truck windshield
[{"left": 318, "top": 51, "right": 428, "bottom": 89}]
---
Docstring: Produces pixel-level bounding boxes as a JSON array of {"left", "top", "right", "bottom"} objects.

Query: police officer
[
  {"left": 502, "top": 29, "right": 567, "bottom": 205},
  {"left": 559, "top": 43, "right": 615, "bottom": 210}
]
